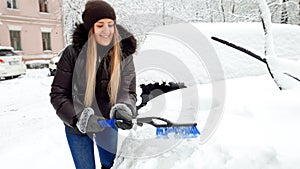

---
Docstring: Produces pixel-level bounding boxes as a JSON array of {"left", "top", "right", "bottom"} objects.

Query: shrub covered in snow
[{"left": 25, "top": 60, "right": 49, "bottom": 69}]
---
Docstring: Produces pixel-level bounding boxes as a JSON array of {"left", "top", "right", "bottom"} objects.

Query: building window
[
  {"left": 9, "top": 30, "right": 22, "bottom": 51},
  {"left": 42, "top": 32, "right": 52, "bottom": 50},
  {"left": 39, "top": 0, "right": 48, "bottom": 13},
  {"left": 7, "top": 0, "right": 17, "bottom": 9}
]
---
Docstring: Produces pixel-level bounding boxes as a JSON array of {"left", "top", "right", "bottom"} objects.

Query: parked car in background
[
  {"left": 49, "top": 49, "right": 64, "bottom": 76},
  {"left": 0, "top": 46, "right": 26, "bottom": 79}
]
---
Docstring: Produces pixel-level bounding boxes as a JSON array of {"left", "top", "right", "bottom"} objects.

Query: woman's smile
[{"left": 94, "top": 19, "right": 115, "bottom": 46}]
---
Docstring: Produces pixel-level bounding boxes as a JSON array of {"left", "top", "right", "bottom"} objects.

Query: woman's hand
[
  {"left": 110, "top": 103, "right": 133, "bottom": 130},
  {"left": 76, "top": 107, "right": 105, "bottom": 134}
]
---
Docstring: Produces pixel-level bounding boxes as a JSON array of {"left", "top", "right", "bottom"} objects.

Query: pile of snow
[
  {"left": 135, "top": 23, "right": 300, "bottom": 85},
  {"left": 25, "top": 60, "right": 50, "bottom": 69},
  {"left": 113, "top": 75, "right": 300, "bottom": 169}
]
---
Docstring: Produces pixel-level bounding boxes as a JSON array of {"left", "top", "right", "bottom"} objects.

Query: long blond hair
[{"left": 84, "top": 25, "right": 121, "bottom": 107}]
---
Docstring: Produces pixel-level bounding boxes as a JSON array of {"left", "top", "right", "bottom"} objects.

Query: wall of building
[{"left": 0, "top": 0, "right": 64, "bottom": 59}]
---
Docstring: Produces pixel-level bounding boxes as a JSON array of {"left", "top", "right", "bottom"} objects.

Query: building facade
[{"left": 0, "top": 0, "right": 64, "bottom": 59}]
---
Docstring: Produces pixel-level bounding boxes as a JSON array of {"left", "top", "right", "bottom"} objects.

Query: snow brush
[{"left": 135, "top": 117, "right": 200, "bottom": 139}]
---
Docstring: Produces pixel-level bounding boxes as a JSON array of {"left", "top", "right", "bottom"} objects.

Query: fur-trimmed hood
[{"left": 72, "top": 23, "right": 137, "bottom": 57}]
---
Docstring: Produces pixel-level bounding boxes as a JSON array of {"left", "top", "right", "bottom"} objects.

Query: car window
[{"left": 0, "top": 50, "right": 17, "bottom": 57}]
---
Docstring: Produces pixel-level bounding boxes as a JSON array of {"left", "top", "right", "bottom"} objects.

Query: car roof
[{"left": 0, "top": 46, "right": 14, "bottom": 51}]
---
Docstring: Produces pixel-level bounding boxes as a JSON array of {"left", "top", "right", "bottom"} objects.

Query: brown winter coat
[{"left": 50, "top": 24, "right": 137, "bottom": 130}]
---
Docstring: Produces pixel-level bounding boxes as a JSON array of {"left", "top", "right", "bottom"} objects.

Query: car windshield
[{"left": 0, "top": 50, "right": 17, "bottom": 57}]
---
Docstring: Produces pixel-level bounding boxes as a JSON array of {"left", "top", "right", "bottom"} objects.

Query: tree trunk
[
  {"left": 299, "top": 0, "right": 300, "bottom": 25},
  {"left": 231, "top": 0, "right": 235, "bottom": 14},
  {"left": 220, "top": 0, "right": 226, "bottom": 22},
  {"left": 281, "top": 0, "right": 289, "bottom": 24},
  {"left": 162, "top": 0, "right": 166, "bottom": 25}
]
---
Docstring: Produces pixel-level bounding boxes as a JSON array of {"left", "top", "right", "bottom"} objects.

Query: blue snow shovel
[
  {"left": 135, "top": 117, "right": 200, "bottom": 139},
  {"left": 98, "top": 117, "right": 200, "bottom": 139}
]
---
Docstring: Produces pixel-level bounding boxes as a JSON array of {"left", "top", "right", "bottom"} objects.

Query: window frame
[
  {"left": 9, "top": 30, "right": 22, "bottom": 51},
  {"left": 41, "top": 32, "right": 52, "bottom": 51},
  {"left": 7, "top": 0, "right": 18, "bottom": 10},
  {"left": 39, "top": 0, "right": 49, "bottom": 13}
]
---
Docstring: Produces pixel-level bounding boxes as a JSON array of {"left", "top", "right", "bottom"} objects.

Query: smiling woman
[{"left": 49, "top": 1, "right": 137, "bottom": 169}]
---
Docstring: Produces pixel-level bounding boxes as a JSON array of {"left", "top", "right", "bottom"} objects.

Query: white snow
[
  {"left": 258, "top": 0, "right": 277, "bottom": 57},
  {"left": 0, "top": 69, "right": 74, "bottom": 168},
  {"left": 113, "top": 74, "right": 300, "bottom": 169},
  {"left": 135, "top": 22, "right": 300, "bottom": 85},
  {"left": 0, "top": 23, "right": 299, "bottom": 169}
]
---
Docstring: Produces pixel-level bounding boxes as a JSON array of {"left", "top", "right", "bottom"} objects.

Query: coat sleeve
[
  {"left": 117, "top": 55, "right": 137, "bottom": 116},
  {"left": 50, "top": 45, "right": 78, "bottom": 127}
]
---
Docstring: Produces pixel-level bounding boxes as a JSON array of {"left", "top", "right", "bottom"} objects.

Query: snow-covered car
[
  {"left": 0, "top": 46, "right": 26, "bottom": 79},
  {"left": 49, "top": 49, "right": 64, "bottom": 76}
]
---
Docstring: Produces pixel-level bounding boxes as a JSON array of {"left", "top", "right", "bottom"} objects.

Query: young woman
[{"left": 50, "top": 1, "right": 137, "bottom": 168}]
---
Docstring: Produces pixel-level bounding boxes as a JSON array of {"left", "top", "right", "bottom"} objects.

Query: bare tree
[
  {"left": 281, "top": 0, "right": 289, "bottom": 23},
  {"left": 231, "top": 0, "right": 236, "bottom": 14},
  {"left": 299, "top": 0, "right": 300, "bottom": 25},
  {"left": 62, "top": 0, "right": 86, "bottom": 45},
  {"left": 220, "top": 0, "right": 226, "bottom": 22}
]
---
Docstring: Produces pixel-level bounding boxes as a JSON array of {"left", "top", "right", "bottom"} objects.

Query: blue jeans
[{"left": 65, "top": 125, "right": 118, "bottom": 169}]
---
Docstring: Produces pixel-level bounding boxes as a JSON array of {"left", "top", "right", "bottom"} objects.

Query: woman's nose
[{"left": 102, "top": 25, "right": 110, "bottom": 34}]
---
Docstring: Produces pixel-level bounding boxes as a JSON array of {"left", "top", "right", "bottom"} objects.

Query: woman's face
[{"left": 93, "top": 18, "right": 115, "bottom": 46}]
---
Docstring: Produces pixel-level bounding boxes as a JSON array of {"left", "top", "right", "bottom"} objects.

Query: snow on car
[{"left": 0, "top": 46, "right": 26, "bottom": 79}]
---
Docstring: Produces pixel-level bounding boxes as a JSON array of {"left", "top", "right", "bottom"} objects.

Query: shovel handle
[{"left": 136, "top": 117, "right": 197, "bottom": 128}]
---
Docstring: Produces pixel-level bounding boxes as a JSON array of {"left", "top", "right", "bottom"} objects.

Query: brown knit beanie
[{"left": 82, "top": 0, "right": 116, "bottom": 31}]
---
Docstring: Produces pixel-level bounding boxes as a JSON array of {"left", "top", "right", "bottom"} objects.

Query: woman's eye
[{"left": 108, "top": 24, "right": 114, "bottom": 27}]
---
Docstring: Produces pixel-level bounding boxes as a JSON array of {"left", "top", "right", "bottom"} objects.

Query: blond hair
[{"left": 84, "top": 25, "right": 121, "bottom": 107}]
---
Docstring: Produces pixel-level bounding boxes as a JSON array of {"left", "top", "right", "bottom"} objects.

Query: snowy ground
[
  {"left": 0, "top": 69, "right": 74, "bottom": 168},
  {"left": 0, "top": 23, "right": 300, "bottom": 169}
]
